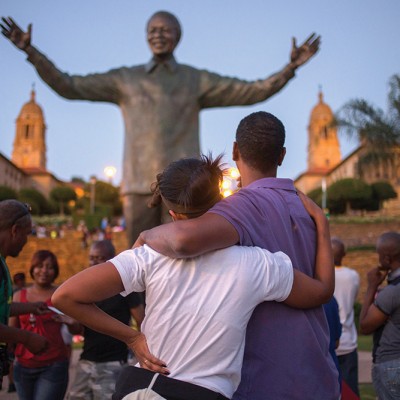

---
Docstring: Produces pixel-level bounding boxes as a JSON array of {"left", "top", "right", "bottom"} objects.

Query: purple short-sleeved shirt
[{"left": 210, "top": 177, "right": 339, "bottom": 400}]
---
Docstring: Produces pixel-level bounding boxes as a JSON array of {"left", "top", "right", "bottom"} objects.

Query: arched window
[{"left": 24, "top": 124, "right": 31, "bottom": 139}]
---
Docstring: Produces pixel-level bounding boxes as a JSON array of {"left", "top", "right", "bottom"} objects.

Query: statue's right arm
[
  {"left": 135, "top": 212, "right": 239, "bottom": 258},
  {"left": 1, "top": 17, "right": 120, "bottom": 103}
]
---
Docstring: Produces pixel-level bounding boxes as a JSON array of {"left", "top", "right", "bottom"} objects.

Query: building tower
[
  {"left": 12, "top": 88, "right": 47, "bottom": 170},
  {"left": 307, "top": 90, "right": 341, "bottom": 172}
]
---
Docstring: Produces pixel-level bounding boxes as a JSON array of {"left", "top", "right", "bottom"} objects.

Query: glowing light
[
  {"left": 220, "top": 166, "right": 241, "bottom": 198},
  {"left": 221, "top": 180, "right": 231, "bottom": 190},
  {"left": 104, "top": 166, "right": 117, "bottom": 181},
  {"left": 74, "top": 187, "right": 85, "bottom": 198},
  {"left": 104, "top": 166, "right": 117, "bottom": 185},
  {"left": 229, "top": 168, "right": 240, "bottom": 179}
]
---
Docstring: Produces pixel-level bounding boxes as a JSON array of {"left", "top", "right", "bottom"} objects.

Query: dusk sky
[{"left": 1, "top": 1, "right": 399, "bottom": 185}]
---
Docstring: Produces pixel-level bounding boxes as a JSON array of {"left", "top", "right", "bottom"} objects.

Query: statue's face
[{"left": 147, "top": 15, "right": 179, "bottom": 58}]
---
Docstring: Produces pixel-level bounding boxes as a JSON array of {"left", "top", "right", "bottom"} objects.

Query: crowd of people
[
  {"left": 0, "top": 8, "right": 399, "bottom": 400},
  {"left": 0, "top": 215, "right": 145, "bottom": 400}
]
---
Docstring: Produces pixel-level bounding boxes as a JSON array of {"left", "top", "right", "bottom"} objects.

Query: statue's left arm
[
  {"left": 1, "top": 17, "right": 121, "bottom": 104},
  {"left": 199, "top": 33, "right": 320, "bottom": 108}
]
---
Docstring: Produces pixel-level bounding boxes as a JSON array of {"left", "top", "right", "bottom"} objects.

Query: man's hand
[
  {"left": 297, "top": 190, "right": 325, "bottom": 222},
  {"left": 52, "top": 314, "right": 74, "bottom": 325},
  {"left": 0, "top": 17, "right": 32, "bottom": 51},
  {"left": 132, "top": 232, "right": 146, "bottom": 248},
  {"left": 290, "top": 33, "right": 320, "bottom": 69},
  {"left": 29, "top": 302, "right": 49, "bottom": 315},
  {"left": 360, "top": 266, "right": 389, "bottom": 334},
  {"left": 52, "top": 314, "right": 83, "bottom": 335},
  {"left": 10, "top": 301, "right": 49, "bottom": 317},
  {"left": 24, "top": 332, "right": 48, "bottom": 354},
  {"left": 127, "top": 332, "right": 170, "bottom": 375},
  {"left": 367, "top": 266, "right": 387, "bottom": 289}
]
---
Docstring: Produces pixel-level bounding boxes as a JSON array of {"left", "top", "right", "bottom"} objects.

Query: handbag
[{"left": 122, "top": 373, "right": 166, "bottom": 400}]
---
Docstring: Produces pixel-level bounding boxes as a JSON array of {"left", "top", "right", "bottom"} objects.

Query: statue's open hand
[
  {"left": 1, "top": 17, "right": 31, "bottom": 51},
  {"left": 290, "top": 33, "right": 320, "bottom": 69}
]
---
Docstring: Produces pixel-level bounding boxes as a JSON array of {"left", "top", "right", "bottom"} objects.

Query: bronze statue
[{"left": 1, "top": 12, "right": 320, "bottom": 245}]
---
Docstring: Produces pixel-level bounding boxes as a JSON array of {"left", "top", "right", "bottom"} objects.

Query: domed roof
[
  {"left": 18, "top": 89, "right": 44, "bottom": 119},
  {"left": 310, "top": 91, "right": 333, "bottom": 121}
]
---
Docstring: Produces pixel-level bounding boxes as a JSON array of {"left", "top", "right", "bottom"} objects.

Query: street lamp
[
  {"left": 321, "top": 178, "right": 327, "bottom": 210},
  {"left": 90, "top": 175, "right": 97, "bottom": 214},
  {"left": 321, "top": 177, "right": 330, "bottom": 218},
  {"left": 104, "top": 166, "right": 117, "bottom": 184}
]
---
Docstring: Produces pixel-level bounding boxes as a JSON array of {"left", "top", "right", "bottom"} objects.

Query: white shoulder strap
[{"left": 148, "top": 373, "right": 159, "bottom": 390}]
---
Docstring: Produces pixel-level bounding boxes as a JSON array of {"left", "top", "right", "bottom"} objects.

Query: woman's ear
[
  {"left": 169, "top": 210, "right": 188, "bottom": 221},
  {"left": 169, "top": 210, "right": 177, "bottom": 221}
]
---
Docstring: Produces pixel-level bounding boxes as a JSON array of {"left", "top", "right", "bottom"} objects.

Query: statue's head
[{"left": 146, "top": 11, "right": 182, "bottom": 59}]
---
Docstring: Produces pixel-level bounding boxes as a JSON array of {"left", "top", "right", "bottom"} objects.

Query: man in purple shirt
[{"left": 137, "top": 111, "right": 339, "bottom": 399}]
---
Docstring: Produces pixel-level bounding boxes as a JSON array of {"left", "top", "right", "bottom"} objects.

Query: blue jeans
[
  {"left": 338, "top": 350, "right": 359, "bottom": 396},
  {"left": 14, "top": 359, "right": 69, "bottom": 400},
  {"left": 372, "top": 358, "right": 400, "bottom": 399}
]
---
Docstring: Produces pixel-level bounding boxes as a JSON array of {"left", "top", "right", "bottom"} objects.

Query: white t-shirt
[
  {"left": 110, "top": 245, "right": 293, "bottom": 399},
  {"left": 334, "top": 266, "right": 360, "bottom": 356}
]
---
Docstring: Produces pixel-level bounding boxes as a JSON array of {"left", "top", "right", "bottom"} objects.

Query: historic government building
[
  {"left": 294, "top": 90, "right": 400, "bottom": 213},
  {"left": 0, "top": 89, "right": 63, "bottom": 197}
]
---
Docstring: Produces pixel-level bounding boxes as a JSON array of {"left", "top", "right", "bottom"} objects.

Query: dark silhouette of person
[{"left": 0, "top": 200, "right": 48, "bottom": 387}]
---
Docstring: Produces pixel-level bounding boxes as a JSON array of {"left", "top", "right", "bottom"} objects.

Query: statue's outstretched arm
[
  {"left": 1, "top": 16, "right": 120, "bottom": 103},
  {"left": 199, "top": 32, "right": 321, "bottom": 108}
]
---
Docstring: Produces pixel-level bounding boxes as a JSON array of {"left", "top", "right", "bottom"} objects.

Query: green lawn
[
  {"left": 358, "top": 334, "right": 373, "bottom": 351},
  {"left": 360, "top": 383, "right": 376, "bottom": 399},
  {"left": 358, "top": 335, "right": 376, "bottom": 399}
]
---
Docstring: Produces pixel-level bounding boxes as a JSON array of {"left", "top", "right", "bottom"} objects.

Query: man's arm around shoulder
[{"left": 136, "top": 212, "right": 239, "bottom": 258}]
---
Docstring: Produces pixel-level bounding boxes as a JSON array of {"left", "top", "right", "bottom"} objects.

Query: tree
[
  {"left": 0, "top": 185, "right": 17, "bottom": 201},
  {"left": 306, "top": 187, "right": 323, "bottom": 207},
  {"left": 336, "top": 74, "right": 400, "bottom": 175},
  {"left": 84, "top": 180, "right": 122, "bottom": 216},
  {"left": 71, "top": 176, "right": 86, "bottom": 185},
  {"left": 327, "top": 178, "right": 372, "bottom": 214},
  {"left": 50, "top": 186, "right": 77, "bottom": 215},
  {"left": 95, "top": 181, "right": 119, "bottom": 204},
  {"left": 18, "top": 188, "right": 51, "bottom": 215},
  {"left": 371, "top": 181, "right": 397, "bottom": 209}
]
